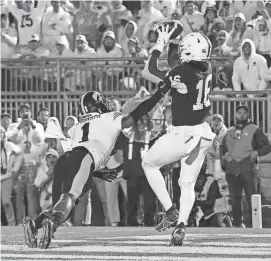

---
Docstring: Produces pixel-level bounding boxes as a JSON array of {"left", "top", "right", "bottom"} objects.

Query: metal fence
[{"left": 1, "top": 57, "right": 271, "bottom": 139}]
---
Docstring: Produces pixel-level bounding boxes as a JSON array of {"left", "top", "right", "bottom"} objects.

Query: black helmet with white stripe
[
  {"left": 78, "top": 91, "right": 110, "bottom": 115},
  {"left": 178, "top": 32, "right": 212, "bottom": 63}
]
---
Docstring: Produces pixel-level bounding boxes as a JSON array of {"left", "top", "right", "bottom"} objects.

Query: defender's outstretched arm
[{"left": 121, "top": 79, "right": 171, "bottom": 129}]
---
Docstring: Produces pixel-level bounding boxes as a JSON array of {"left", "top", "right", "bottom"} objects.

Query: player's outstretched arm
[
  {"left": 121, "top": 79, "right": 171, "bottom": 129},
  {"left": 142, "top": 50, "right": 167, "bottom": 84},
  {"left": 142, "top": 24, "right": 176, "bottom": 83}
]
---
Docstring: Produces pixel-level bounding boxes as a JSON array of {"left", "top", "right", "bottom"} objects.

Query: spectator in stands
[
  {"left": 73, "top": 0, "right": 112, "bottom": 49},
  {"left": 1, "top": 113, "right": 12, "bottom": 131},
  {"left": 224, "top": 15, "right": 234, "bottom": 33},
  {"left": 127, "top": 37, "right": 148, "bottom": 61},
  {"left": 232, "top": 39, "right": 268, "bottom": 97},
  {"left": 49, "top": 36, "right": 73, "bottom": 57},
  {"left": 171, "top": 8, "right": 183, "bottom": 21},
  {"left": 46, "top": 0, "right": 77, "bottom": 15},
  {"left": 136, "top": 0, "right": 165, "bottom": 45},
  {"left": 34, "top": 148, "right": 58, "bottom": 211},
  {"left": 220, "top": 104, "right": 271, "bottom": 227},
  {"left": 264, "top": 66, "right": 271, "bottom": 82},
  {"left": 13, "top": 34, "right": 49, "bottom": 86},
  {"left": 104, "top": 97, "right": 127, "bottom": 227},
  {"left": 212, "top": 29, "right": 228, "bottom": 56},
  {"left": 44, "top": 37, "right": 74, "bottom": 85},
  {"left": 252, "top": 9, "right": 271, "bottom": 67},
  {"left": 97, "top": 31, "right": 124, "bottom": 91},
  {"left": 231, "top": 0, "right": 265, "bottom": 22},
  {"left": 207, "top": 114, "right": 228, "bottom": 178},
  {"left": 7, "top": 0, "right": 47, "bottom": 46},
  {"left": 122, "top": 37, "right": 148, "bottom": 90},
  {"left": 42, "top": 0, "right": 73, "bottom": 51},
  {"left": 266, "top": 0, "right": 271, "bottom": 17},
  {"left": 7, "top": 103, "right": 44, "bottom": 146},
  {"left": 153, "top": 0, "right": 177, "bottom": 20},
  {"left": 63, "top": 115, "right": 78, "bottom": 137},
  {"left": 36, "top": 107, "right": 50, "bottom": 131},
  {"left": 15, "top": 34, "right": 50, "bottom": 59},
  {"left": 222, "top": 13, "right": 253, "bottom": 56},
  {"left": 200, "top": 5, "right": 224, "bottom": 47},
  {"left": 65, "top": 35, "right": 97, "bottom": 92},
  {"left": 74, "top": 34, "right": 97, "bottom": 57},
  {"left": 199, "top": 0, "right": 217, "bottom": 14},
  {"left": 1, "top": 13, "right": 18, "bottom": 59},
  {"left": 119, "top": 21, "right": 138, "bottom": 56},
  {"left": 142, "top": 22, "right": 159, "bottom": 52},
  {"left": 110, "top": 0, "right": 133, "bottom": 43},
  {"left": 180, "top": 0, "right": 204, "bottom": 35},
  {"left": 217, "top": 1, "right": 234, "bottom": 28},
  {"left": 1, "top": 126, "right": 21, "bottom": 226}
]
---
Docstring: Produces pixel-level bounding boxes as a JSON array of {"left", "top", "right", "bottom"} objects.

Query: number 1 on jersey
[
  {"left": 193, "top": 74, "right": 212, "bottom": 111},
  {"left": 80, "top": 123, "right": 89, "bottom": 143}
]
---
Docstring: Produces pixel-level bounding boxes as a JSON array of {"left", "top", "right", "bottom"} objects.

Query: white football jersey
[
  {"left": 68, "top": 112, "right": 124, "bottom": 171},
  {"left": 7, "top": 1, "right": 47, "bottom": 45}
]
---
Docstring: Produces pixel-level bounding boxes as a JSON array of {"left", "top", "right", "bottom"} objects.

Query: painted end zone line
[{"left": 1, "top": 254, "right": 270, "bottom": 261}]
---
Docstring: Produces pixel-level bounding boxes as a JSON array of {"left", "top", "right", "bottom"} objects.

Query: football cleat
[
  {"left": 22, "top": 216, "right": 38, "bottom": 248},
  {"left": 156, "top": 205, "right": 179, "bottom": 232},
  {"left": 38, "top": 218, "right": 55, "bottom": 249},
  {"left": 170, "top": 222, "right": 186, "bottom": 246}
]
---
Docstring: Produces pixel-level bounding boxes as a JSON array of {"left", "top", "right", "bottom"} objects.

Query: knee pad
[{"left": 53, "top": 193, "right": 76, "bottom": 214}]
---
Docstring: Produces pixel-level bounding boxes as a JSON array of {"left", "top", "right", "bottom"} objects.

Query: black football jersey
[{"left": 167, "top": 62, "right": 212, "bottom": 126}]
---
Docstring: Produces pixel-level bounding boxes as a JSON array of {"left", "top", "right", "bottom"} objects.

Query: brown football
[{"left": 155, "top": 20, "right": 183, "bottom": 40}]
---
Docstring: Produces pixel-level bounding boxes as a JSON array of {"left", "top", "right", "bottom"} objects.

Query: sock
[
  {"left": 51, "top": 193, "right": 76, "bottom": 230},
  {"left": 34, "top": 210, "right": 53, "bottom": 230},
  {"left": 142, "top": 161, "right": 172, "bottom": 212},
  {"left": 178, "top": 182, "right": 196, "bottom": 225}
]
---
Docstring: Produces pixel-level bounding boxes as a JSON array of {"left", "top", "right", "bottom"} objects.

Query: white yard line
[
  {"left": 1, "top": 244, "right": 271, "bottom": 256},
  {"left": 1, "top": 253, "right": 270, "bottom": 261}
]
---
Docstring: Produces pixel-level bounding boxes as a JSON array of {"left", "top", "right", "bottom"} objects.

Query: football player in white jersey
[{"left": 22, "top": 85, "right": 171, "bottom": 249}]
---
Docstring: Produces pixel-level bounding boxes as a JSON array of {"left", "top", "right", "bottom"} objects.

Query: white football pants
[{"left": 142, "top": 122, "right": 214, "bottom": 225}]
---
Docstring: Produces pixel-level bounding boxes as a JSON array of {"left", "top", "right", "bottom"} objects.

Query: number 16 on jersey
[{"left": 193, "top": 74, "right": 212, "bottom": 111}]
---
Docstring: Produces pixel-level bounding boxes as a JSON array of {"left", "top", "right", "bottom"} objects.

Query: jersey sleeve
[
  {"left": 167, "top": 65, "right": 188, "bottom": 94},
  {"left": 142, "top": 50, "right": 167, "bottom": 84},
  {"left": 7, "top": 1, "right": 23, "bottom": 19}
]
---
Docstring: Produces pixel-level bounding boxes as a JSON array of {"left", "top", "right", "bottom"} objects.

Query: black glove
[
  {"left": 158, "top": 76, "right": 171, "bottom": 95},
  {"left": 92, "top": 164, "right": 123, "bottom": 182},
  {"left": 92, "top": 168, "right": 118, "bottom": 182}
]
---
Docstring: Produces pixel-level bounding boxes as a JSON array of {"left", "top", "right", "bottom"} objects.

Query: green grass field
[{"left": 1, "top": 226, "right": 271, "bottom": 261}]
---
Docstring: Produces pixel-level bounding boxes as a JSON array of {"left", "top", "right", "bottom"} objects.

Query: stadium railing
[{"left": 1, "top": 56, "right": 271, "bottom": 139}]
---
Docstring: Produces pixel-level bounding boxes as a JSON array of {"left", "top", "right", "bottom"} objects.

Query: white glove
[{"left": 154, "top": 24, "right": 177, "bottom": 53}]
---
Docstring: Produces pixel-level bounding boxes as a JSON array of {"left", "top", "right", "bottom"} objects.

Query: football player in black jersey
[{"left": 142, "top": 24, "right": 216, "bottom": 246}]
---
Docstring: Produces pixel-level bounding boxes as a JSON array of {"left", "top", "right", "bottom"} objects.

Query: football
[{"left": 155, "top": 20, "right": 183, "bottom": 40}]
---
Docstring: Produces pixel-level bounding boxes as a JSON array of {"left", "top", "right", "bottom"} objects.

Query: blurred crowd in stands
[
  {"left": 1, "top": 0, "right": 271, "bottom": 92},
  {"left": 1, "top": 0, "right": 271, "bottom": 228}
]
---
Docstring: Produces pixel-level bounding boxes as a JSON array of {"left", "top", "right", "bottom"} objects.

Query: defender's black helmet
[{"left": 78, "top": 91, "right": 110, "bottom": 115}]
